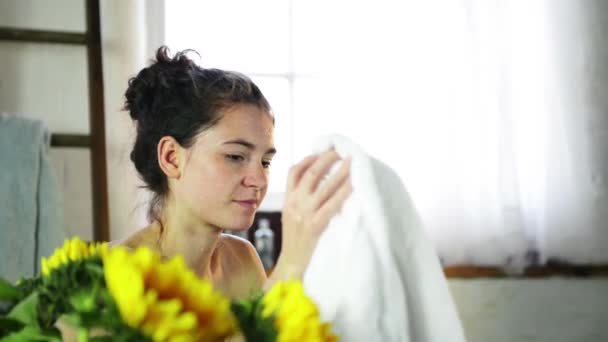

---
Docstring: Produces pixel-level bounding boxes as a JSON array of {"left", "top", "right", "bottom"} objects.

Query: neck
[{"left": 156, "top": 199, "right": 222, "bottom": 277}]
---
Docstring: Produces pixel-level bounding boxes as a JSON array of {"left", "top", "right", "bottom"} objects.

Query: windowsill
[
  {"left": 263, "top": 265, "right": 608, "bottom": 278},
  {"left": 443, "top": 265, "right": 608, "bottom": 278}
]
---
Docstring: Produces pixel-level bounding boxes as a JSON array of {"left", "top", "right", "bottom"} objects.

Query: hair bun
[{"left": 124, "top": 46, "right": 198, "bottom": 123}]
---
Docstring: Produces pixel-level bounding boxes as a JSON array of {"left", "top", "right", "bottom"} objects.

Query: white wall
[
  {"left": 0, "top": 0, "right": 159, "bottom": 241},
  {"left": 98, "top": 0, "right": 151, "bottom": 239},
  {"left": 449, "top": 278, "right": 608, "bottom": 342}
]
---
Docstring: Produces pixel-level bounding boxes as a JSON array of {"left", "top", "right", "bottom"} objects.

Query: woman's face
[{"left": 173, "top": 104, "right": 275, "bottom": 230}]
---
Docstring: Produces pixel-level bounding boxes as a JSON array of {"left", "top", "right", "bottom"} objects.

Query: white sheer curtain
[
  {"left": 165, "top": 0, "right": 608, "bottom": 266},
  {"left": 291, "top": 0, "right": 608, "bottom": 266}
]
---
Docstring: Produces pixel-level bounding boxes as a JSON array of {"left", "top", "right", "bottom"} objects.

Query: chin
[{"left": 223, "top": 216, "right": 256, "bottom": 231}]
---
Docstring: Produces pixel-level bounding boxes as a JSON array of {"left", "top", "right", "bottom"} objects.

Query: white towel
[{"left": 303, "top": 135, "right": 466, "bottom": 342}]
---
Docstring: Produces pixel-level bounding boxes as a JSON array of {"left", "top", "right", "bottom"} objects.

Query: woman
[{"left": 117, "top": 46, "right": 352, "bottom": 299}]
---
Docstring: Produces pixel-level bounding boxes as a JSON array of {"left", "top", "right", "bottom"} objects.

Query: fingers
[
  {"left": 314, "top": 157, "right": 351, "bottom": 210},
  {"left": 278, "top": 149, "right": 354, "bottom": 278},
  {"left": 286, "top": 154, "right": 319, "bottom": 191},
  {"left": 315, "top": 174, "right": 353, "bottom": 229},
  {"left": 284, "top": 149, "right": 352, "bottom": 233},
  {"left": 299, "top": 150, "right": 341, "bottom": 193}
]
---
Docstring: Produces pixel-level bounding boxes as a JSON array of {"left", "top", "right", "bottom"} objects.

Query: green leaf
[
  {"left": 231, "top": 298, "right": 277, "bottom": 342},
  {"left": 88, "top": 337, "right": 113, "bottom": 342},
  {"left": 0, "top": 325, "right": 61, "bottom": 342},
  {"left": 69, "top": 291, "right": 96, "bottom": 313},
  {"left": 0, "top": 317, "right": 24, "bottom": 337},
  {"left": 60, "top": 313, "right": 82, "bottom": 328},
  {"left": 77, "top": 327, "right": 88, "bottom": 342},
  {"left": 35, "top": 258, "right": 107, "bottom": 328},
  {"left": 0, "top": 279, "right": 20, "bottom": 301},
  {"left": 84, "top": 263, "right": 104, "bottom": 278},
  {"left": 7, "top": 292, "right": 39, "bottom": 327}
]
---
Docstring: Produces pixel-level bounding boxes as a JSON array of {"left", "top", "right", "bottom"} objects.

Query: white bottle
[{"left": 254, "top": 218, "right": 275, "bottom": 269}]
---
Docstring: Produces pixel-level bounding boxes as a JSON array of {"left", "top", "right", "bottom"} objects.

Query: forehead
[{"left": 197, "top": 104, "right": 274, "bottom": 146}]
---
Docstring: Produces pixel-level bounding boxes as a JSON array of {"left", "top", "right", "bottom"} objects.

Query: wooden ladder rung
[
  {"left": 0, "top": 27, "right": 87, "bottom": 45},
  {"left": 50, "top": 134, "right": 91, "bottom": 148}
]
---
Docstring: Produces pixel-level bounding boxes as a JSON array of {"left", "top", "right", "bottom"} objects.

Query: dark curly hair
[{"left": 124, "top": 46, "right": 272, "bottom": 222}]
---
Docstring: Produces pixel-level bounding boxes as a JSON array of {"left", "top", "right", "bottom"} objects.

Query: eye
[
  {"left": 262, "top": 160, "right": 272, "bottom": 169},
  {"left": 226, "top": 154, "right": 245, "bottom": 163}
]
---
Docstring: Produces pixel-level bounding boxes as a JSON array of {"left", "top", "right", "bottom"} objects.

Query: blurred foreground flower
[
  {"left": 0, "top": 237, "right": 337, "bottom": 342},
  {"left": 104, "top": 246, "right": 237, "bottom": 341}
]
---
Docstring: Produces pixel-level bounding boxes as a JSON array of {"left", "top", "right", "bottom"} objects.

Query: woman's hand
[{"left": 267, "top": 149, "right": 352, "bottom": 285}]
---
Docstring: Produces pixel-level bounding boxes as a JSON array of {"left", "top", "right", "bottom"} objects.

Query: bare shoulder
[
  {"left": 219, "top": 234, "right": 266, "bottom": 286},
  {"left": 221, "top": 234, "right": 256, "bottom": 257},
  {"left": 109, "top": 225, "right": 160, "bottom": 252}
]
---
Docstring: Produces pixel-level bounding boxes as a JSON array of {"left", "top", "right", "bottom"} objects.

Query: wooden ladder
[{"left": 0, "top": 0, "right": 110, "bottom": 242}]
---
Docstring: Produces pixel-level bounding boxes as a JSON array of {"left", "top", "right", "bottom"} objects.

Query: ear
[{"left": 157, "top": 136, "right": 183, "bottom": 179}]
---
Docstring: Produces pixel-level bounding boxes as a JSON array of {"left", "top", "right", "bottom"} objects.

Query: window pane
[
  {"left": 292, "top": 1, "right": 403, "bottom": 75},
  {"left": 292, "top": 1, "right": 337, "bottom": 75},
  {"left": 292, "top": 77, "right": 343, "bottom": 159},
  {"left": 166, "top": 0, "right": 289, "bottom": 74}
]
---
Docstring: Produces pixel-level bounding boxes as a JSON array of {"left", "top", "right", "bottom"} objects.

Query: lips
[{"left": 234, "top": 199, "right": 258, "bottom": 209}]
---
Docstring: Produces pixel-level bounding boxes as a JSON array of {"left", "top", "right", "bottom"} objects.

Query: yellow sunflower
[
  {"left": 103, "top": 246, "right": 237, "bottom": 342},
  {"left": 41, "top": 237, "right": 108, "bottom": 277},
  {"left": 262, "top": 281, "right": 338, "bottom": 342}
]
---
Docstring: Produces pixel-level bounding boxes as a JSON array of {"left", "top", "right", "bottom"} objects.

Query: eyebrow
[{"left": 223, "top": 139, "right": 277, "bottom": 155}]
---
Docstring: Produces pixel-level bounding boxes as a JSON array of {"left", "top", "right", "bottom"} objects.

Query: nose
[{"left": 242, "top": 163, "right": 268, "bottom": 189}]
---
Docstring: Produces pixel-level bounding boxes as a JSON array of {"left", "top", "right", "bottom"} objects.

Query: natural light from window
[{"left": 164, "top": 1, "right": 606, "bottom": 266}]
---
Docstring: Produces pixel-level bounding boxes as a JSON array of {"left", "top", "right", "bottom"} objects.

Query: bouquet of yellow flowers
[{"left": 0, "top": 238, "right": 337, "bottom": 342}]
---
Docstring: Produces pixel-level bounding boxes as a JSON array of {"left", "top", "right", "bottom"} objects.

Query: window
[{"left": 165, "top": 1, "right": 608, "bottom": 266}]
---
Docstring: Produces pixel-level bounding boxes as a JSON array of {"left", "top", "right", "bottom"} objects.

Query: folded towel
[
  {"left": 0, "top": 114, "right": 65, "bottom": 282},
  {"left": 303, "top": 135, "right": 466, "bottom": 342}
]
